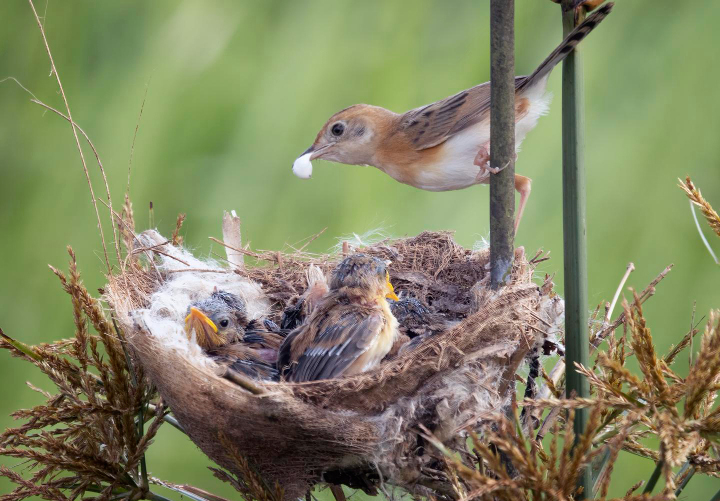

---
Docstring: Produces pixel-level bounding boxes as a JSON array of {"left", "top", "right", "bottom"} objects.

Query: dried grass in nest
[
  {"left": 106, "top": 230, "right": 559, "bottom": 499},
  {"left": 208, "top": 231, "right": 491, "bottom": 323}
]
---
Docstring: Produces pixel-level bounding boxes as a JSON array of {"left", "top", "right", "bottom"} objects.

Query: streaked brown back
[{"left": 398, "top": 2, "right": 613, "bottom": 151}]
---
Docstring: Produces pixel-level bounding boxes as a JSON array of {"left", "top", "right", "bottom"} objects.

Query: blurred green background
[{"left": 1, "top": 0, "right": 718, "bottom": 498}]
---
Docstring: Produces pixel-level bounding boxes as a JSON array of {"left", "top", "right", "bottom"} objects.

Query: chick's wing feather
[
  {"left": 277, "top": 328, "right": 301, "bottom": 374},
  {"left": 210, "top": 344, "right": 279, "bottom": 381},
  {"left": 289, "top": 307, "right": 385, "bottom": 382}
]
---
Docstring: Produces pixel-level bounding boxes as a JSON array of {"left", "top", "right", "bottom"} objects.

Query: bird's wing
[
  {"left": 280, "top": 297, "right": 306, "bottom": 331},
  {"left": 277, "top": 327, "right": 303, "bottom": 374},
  {"left": 399, "top": 77, "right": 527, "bottom": 151},
  {"left": 243, "top": 322, "right": 284, "bottom": 351},
  {"left": 226, "top": 359, "right": 279, "bottom": 381},
  {"left": 210, "top": 343, "right": 260, "bottom": 362},
  {"left": 288, "top": 308, "right": 385, "bottom": 382},
  {"left": 210, "top": 344, "right": 278, "bottom": 380}
]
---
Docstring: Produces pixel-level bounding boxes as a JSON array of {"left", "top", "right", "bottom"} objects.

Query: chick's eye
[
  {"left": 219, "top": 319, "right": 229, "bottom": 328},
  {"left": 331, "top": 123, "right": 345, "bottom": 137}
]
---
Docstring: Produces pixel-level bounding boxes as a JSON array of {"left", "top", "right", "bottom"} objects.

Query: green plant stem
[
  {"left": 560, "top": 1, "right": 591, "bottom": 498},
  {"left": 162, "top": 413, "right": 186, "bottom": 433},
  {"left": 146, "top": 404, "right": 187, "bottom": 434},
  {"left": 69, "top": 484, "right": 127, "bottom": 495},
  {"left": 146, "top": 492, "right": 175, "bottom": 501},
  {"left": 138, "top": 403, "right": 149, "bottom": 491},
  {"left": 489, "top": 0, "right": 516, "bottom": 289},
  {"left": 643, "top": 460, "right": 664, "bottom": 494},
  {"left": 0, "top": 328, "right": 41, "bottom": 361},
  {"left": 110, "top": 492, "right": 133, "bottom": 501},
  {"left": 674, "top": 463, "right": 696, "bottom": 497},
  {"left": 67, "top": 483, "right": 177, "bottom": 501}
]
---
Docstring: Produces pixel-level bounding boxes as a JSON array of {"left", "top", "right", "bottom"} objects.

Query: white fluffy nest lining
[{"left": 107, "top": 228, "right": 564, "bottom": 499}]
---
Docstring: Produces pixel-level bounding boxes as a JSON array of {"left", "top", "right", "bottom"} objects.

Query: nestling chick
[
  {"left": 280, "top": 264, "right": 329, "bottom": 331},
  {"left": 185, "top": 290, "right": 248, "bottom": 350},
  {"left": 388, "top": 296, "right": 452, "bottom": 339},
  {"left": 293, "top": 4, "right": 613, "bottom": 232},
  {"left": 278, "top": 254, "right": 400, "bottom": 382},
  {"left": 383, "top": 296, "right": 456, "bottom": 360},
  {"left": 185, "top": 290, "right": 284, "bottom": 381}
]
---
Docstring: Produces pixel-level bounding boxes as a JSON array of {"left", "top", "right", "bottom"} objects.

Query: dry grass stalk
[
  {"left": 8, "top": 221, "right": 717, "bottom": 500},
  {"left": 515, "top": 302, "right": 719, "bottom": 499},
  {"left": 106, "top": 214, "right": 719, "bottom": 499},
  {"left": 680, "top": 177, "right": 720, "bottom": 237},
  {"left": 221, "top": 210, "right": 244, "bottom": 270},
  {"left": 172, "top": 213, "right": 187, "bottom": 247},
  {"left": 27, "top": 0, "right": 116, "bottom": 274},
  {"left": 684, "top": 312, "right": 720, "bottom": 418},
  {"left": 11, "top": 0, "right": 718, "bottom": 497},
  {"left": 107, "top": 228, "right": 542, "bottom": 499},
  {"left": 426, "top": 407, "right": 663, "bottom": 501},
  {"left": 0, "top": 248, "right": 168, "bottom": 501},
  {"left": 7, "top": 218, "right": 716, "bottom": 500}
]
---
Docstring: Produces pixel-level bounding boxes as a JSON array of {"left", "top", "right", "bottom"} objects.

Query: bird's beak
[
  {"left": 184, "top": 307, "right": 223, "bottom": 349},
  {"left": 302, "top": 144, "right": 331, "bottom": 161},
  {"left": 301, "top": 145, "right": 315, "bottom": 158},
  {"left": 385, "top": 271, "right": 399, "bottom": 301},
  {"left": 293, "top": 145, "right": 332, "bottom": 179}
]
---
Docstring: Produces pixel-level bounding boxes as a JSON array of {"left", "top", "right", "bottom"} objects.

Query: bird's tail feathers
[{"left": 520, "top": 2, "right": 613, "bottom": 91}]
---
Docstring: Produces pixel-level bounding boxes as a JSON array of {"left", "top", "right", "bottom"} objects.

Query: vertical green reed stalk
[
  {"left": 489, "top": 0, "right": 516, "bottom": 289},
  {"left": 560, "top": 1, "right": 591, "bottom": 498}
]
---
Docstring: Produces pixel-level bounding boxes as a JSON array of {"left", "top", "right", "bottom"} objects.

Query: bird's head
[
  {"left": 293, "top": 104, "right": 395, "bottom": 176},
  {"left": 184, "top": 290, "right": 248, "bottom": 349},
  {"left": 329, "top": 253, "right": 399, "bottom": 301}
]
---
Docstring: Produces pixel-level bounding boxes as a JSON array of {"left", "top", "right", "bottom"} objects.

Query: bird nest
[{"left": 106, "top": 228, "right": 563, "bottom": 499}]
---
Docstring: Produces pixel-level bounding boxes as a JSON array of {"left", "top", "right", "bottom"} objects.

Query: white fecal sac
[{"left": 292, "top": 153, "right": 313, "bottom": 179}]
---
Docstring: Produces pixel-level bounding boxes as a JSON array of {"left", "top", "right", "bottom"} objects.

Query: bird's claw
[
  {"left": 483, "top": 162, "right": 509, "bottom": 175},
  {"left": 474, "top": 144, "right": 516, "bottom": 178},
  {"left": 473, "top": 146, "right": 494, "bottom": 178}
]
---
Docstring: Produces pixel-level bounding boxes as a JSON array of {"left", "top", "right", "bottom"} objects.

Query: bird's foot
[
  {"left": 475, "top": 146, "right": 518, "bottom": 179},
  {"left": 484, "top": 162, "right": 510, "bottom": 175},
  {"left": 473, "top": 145, "right": 491, "bottom": 170},
  {"left": 474, "top": 146, "right": 498, "bottom": 179}
]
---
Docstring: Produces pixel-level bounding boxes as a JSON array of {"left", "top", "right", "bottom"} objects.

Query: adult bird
[
  {"left": 185, "top": 290, "right": 284, "bottom": 380},
  {"left": 278, "top": 254, "right": 400, "bottom": 382},
  {"left": 292, "top": 4, "right": 613, "bottom": 232}
]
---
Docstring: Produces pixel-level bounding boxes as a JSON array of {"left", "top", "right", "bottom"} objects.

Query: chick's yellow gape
[
  {"left": 185, "top": 290, "right": 284, "bottom": 381},
  {"left": 293, "top": 3, "right": 613, "bottom": 232}
]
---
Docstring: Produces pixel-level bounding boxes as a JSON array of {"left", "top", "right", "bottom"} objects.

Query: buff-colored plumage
[
  {"left": 296, "top": 4, "right": 613, "bottom": 232},
  {"left": 278, "top": 254, "right": 399, "bottom": 382}
]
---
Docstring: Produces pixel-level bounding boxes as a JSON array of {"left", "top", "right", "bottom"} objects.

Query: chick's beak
[
  {"left": 184, "top": 307, "right": 223, "bottom": 349},
  {"left": 385, "top": 272, "right": 399, "bottom": 301}
]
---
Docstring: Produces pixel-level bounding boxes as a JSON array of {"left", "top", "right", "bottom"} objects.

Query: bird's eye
[
  {"left": 219, "top": 319, "right": 229, "bottom": 328},
  {"left": 331, "top": 123, "right": 345, "bottom": 137}
]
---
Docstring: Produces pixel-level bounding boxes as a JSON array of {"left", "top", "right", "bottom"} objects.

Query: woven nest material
[{"left": 106, "top": 230, "right": 563, "bottom": 499}]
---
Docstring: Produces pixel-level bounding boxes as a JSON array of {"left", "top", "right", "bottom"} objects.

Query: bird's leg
[
  {"left": 474, "top": 143, "right": 518, "bottom": 176},
  {"left": 514, "top": 174, "right": 532, "bottom": 234},
  {"left": 473, "top": 143, "right": 493, "bottom": 175}
]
